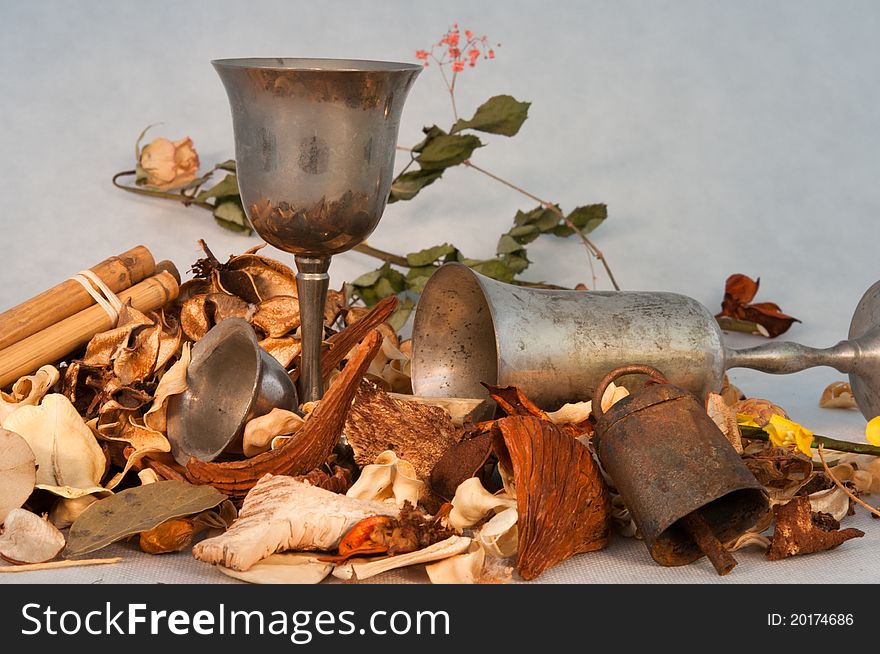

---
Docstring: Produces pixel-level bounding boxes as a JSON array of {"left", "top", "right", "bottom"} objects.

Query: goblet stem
[
  {"left": 295, "top": 255, "right": 331, "bottom": 403},
  {"left": 724, "top": 340, "right": 860, "bottom": 375}
]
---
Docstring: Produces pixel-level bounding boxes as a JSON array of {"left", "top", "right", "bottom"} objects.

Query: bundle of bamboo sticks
[{"left": 0, "top": 246, "right": 180, "bottom": 389}]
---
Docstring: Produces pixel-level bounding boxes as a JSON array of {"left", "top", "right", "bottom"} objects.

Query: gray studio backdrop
[{"left": 0, "top": 0, "right": 876, "bottom": 430}]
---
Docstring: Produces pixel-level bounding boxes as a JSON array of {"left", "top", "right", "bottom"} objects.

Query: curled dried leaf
[
  {"left": 251, "top": 296, "right": 300, "bottom": 338},
  {"left": 3, "top": 395, "right": 106, "bottom": 498},
  {"left": 425, "top": 542, "right": 486, "bottom": 584},
  {"left": 242, "top": 408, "right": 305, "bottom": 458},
  {"left": 49, "top": 495, "right": 99, "bottom": 530},
  {"left": 808, "top": 486, "right": 850, "bottom": 522},
  {"left": 346, "top": 450, "right": 425, "bottom": 507},
  {"left": 716, "top": 274, "right": 800, "bottom": 338},
  {"left": 143, "top": 343, "right": 191, "bottom": 434},
  {"left": 0, "top": 509, "right": 66, "bottom": 564},
  {"left": 0, "top": 429, "right": 36, "bottom": 524},
  {"left": 706, "top": 393, "right": 742, "bottom": 453},
  {"left": 477, "top": 506, "right": 518, "bottom": 558},
  {"left": 259, "top": 336, "right": 302, "bottom": 369},
  {"left": 447, "top": 477, "right": 516, "bottom": 530},
  {"left": 331, "top": 535, "right": 473, "bottom": 581},
  {"left": 0, "top": 366, "right": 60, "bottom": 426},
  {"left": 430, "top": 431, "right": 494, "bottom": 501},
  {"left": 742, "top": 445, "right": 813, "bottom": 501},
  {"left": 819, "top": 381, "right": 857, "bottom": 409}
]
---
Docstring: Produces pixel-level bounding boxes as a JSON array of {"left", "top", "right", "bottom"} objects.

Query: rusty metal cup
[
  {"left": 592, "top": 365, "right": 768, "bottom": 567},
  {"left": 167, "top": 317, "right": 298, "bottom": 465}
]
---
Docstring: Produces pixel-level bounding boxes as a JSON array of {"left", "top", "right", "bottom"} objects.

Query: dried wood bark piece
[
  {"left": 494, "top": 416, "right": 610, "bottom": 581},
  {"left": 344, "top": 380, "right": 462, "bottom": 481},
  {"left": 767, "top": 495, "right": 864, "bottom": 561},
  {"left": 288, "top": 296, "right": 397, "bottom": 384},
  {"left": 192, "top": 474, "right": 398, "bottom": 571},
  {"left": 185, "top": 330, "right": 382, "bottom": 497}
]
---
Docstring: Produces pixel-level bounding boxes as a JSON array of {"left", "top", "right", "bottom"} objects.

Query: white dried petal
[
  {"left": 477, "top": 507, "right": 518, "bottom": 558},
  {"left": 447, "top": 477, "right": 516, "bottom": 530},
  {"left": 332, "top": 535, "right": 472, "bottom": 581},
  {"left": 426, "top": 543, "right": 485, "bottom": 584}
]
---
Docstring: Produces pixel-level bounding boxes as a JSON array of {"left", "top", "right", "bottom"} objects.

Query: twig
[
  {"left": 818, "top": 444, "right": 880, "bottom": 518},
  {"left": 462, "top": 159, "right": 620, "bottom": 290},
  {"left": 0, "top": 557, "right": 123, "bottom": 573},
  {"left": 112, "top": 171, "right": 215, "bottom": 210},
  {"left": 740, "top": 425, "right": 880, "bottom": 457}
]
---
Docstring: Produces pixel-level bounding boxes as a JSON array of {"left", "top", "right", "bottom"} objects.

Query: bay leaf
[{"left": 65, "top": 480, "right": 225, "bottom": 557}]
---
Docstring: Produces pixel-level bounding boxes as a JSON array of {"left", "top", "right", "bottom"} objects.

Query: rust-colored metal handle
[{"left": 591, "top": 364, "right": 669, "bottom": 421}]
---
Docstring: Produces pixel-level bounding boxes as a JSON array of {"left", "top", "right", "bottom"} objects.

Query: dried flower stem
[
  {"left": 461, "top": 159, "right": 619, "bottom": 290},
  {"left": 0, "top": 557, "right": 123, "bottom": 573},
  {"left": 740, "top": 425, "right": 880, "bottom": 457},
  {"left": 817, "top": 444, "right": 880, "bottom": 518}
]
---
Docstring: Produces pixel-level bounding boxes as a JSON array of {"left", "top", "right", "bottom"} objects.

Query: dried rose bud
[
  {"left": 138, "top": 137, "right": 200, "bottom": 190},
  {"left": 139, "top": 518, "right": 195, "bottom": 555}
]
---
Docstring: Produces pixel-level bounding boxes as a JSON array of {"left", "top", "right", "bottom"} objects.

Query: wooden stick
[
  {"left": 0, "top": 245, "right": 156, "bottom": 351},
  {"left": 0, "top": 271, "right": 180, "bottom": 388},
  {"left": 0, "top": 557, "right": 122, "bottom": 573},
  {"left": 680, "top": 511, "right": 738, "bottom": 576}
]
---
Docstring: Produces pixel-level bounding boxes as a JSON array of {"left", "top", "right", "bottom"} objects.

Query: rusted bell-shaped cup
[
  {"left": 592, "top": 365, "right": 768, "bottom": 567},
  {"left": 167, "top": 317, "right": 298, "bottom": 465}
]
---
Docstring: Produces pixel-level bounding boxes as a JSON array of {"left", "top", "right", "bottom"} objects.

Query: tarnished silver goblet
[{"left": 214, "top": 58, "right": 421, "bottom": 402}]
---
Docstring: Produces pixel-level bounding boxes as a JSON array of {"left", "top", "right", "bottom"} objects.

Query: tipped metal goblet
[
  {"left": 214, "top": 58, "right": 421, "bottom": 402},
  {"left": 412, "top": 263, "right": 880, "bottom": 419}
]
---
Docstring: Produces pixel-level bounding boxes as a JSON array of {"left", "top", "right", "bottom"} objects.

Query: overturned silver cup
[
  {"left": 167, "top": 317, "right": 297, "bottom": 464},
  {"left": 412, "top": 263, "right": 880, "bottom": 417}
]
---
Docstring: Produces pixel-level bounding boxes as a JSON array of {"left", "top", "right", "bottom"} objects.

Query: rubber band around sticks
[{"left": 69, "top": 270, "right": 124, "bottom": 327}]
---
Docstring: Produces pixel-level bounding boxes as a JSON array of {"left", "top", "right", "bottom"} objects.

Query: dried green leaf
[
  {"left": 216, "top": 160, "right": 237, "bottom": 172},
  {"left": 196, "top": 174, "right": 240, "bottom": 203},
  {"left": 502, "top": 254, "right": 530, "bottom": 275},
  {"left": 514, "top": 206, "right": 558, "bottom": 231},
  {"left": 496, "top": 234, "right": 524, "bottom": 255},
  {"left": 387, "top": 299, "right": 415, "bottom": 333},
  {"left": 406, "top": 244, "right": 456, "bottom": 267},
  {"left": 416, "top": 134, "right": 483, "bottom": 171},
  {"left": 508, "top": 224, "right": 541, "bottom": 244},
  {"left": 470, "top": 259, "right": 515, "bottom": 283},
  {"left": 213, "top": 201, "right": 252, "bottom": 234},
  {"left": 412, "top": 125, "right": 447, "bottom": 153},
  {"left": 65, "top": 481, "right": 226, "bottom": 557},
  {"left": 389, "top": 169, "right": 443, "bottom": 203},
  {"left": 451, "top": 95, "right": 531, "bottom": 137},
  {"left": 554, "top": 204, "right": 607, "bottom": 237},
  {"left": 405, "top": 266, "right": 436, "bottom": 293},
  {"left": 352, "top": 264, "right": 406, "bottom": 306}
]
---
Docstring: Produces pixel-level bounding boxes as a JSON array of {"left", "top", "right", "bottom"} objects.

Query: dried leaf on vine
[
  {"left": 716, "top": 274, "right": 800, "bottom": 338},
  {"left": 742, "top": 445, "right": 814, "bottom": 501}
]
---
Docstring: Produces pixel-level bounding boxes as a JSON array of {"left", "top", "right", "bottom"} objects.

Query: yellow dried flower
[
  {"left": 763, "top": 415, "right": 814, "bottom": 457},
  {"left": 867, "top": 416, "right": 880, "bottom": 447}
]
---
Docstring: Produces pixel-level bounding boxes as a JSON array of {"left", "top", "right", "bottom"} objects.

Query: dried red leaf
[
  {"left": 716, "top": 274, "right": 800, "bottom": 338},
  {"left": 483, "top": 384, "right": 548, "bottom": 419},
  {"left": 429, "top": 431, "right": 494, "bottom": 500},
  {"left": 493, "top": 416, "right": 610, "bottom": 580}
]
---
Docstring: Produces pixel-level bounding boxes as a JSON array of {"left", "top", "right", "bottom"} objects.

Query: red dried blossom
[
  {"left": 415, "top": 24, "right": 499, "bottom": 76},
  {"left": 415, "top": 50, "right": 429, "bottom": 60},
  {"left": 452, "top": 60, "right": 464, "bottom": 73}
]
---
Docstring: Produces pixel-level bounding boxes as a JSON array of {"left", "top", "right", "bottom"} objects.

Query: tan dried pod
[
  {"left": 819, "top": 382, "right": 857, "bottom": 409},
  {"left": 447, "top": 477, "right": 516, "bottom": 530},
  {"left": 259, "top": 336, "right": 302, "bottom": 369},
  {"left": 735, "top": 398, "right": 788, "bottom": 427},
  {"left": 49, "top": 495, "right": 99, "bottom": 529},
  {"left": 251, "top": 296, "right": 300, "bottom": 338},
  {"left": 477, "top": 507, "right": 519, "bottom": 558},
  {"left": 137, "top": 469, "right": 161, "bottom": 485},
  {"left": 0, "top": 509, "right": 66, "bottom": 564},
  {"left": 218, "top": 553, "right": 333, "bottom": 584},
  {"left": 0, "top": 366, "right": 60, "bottom": 426},
  {"left": 425, "top": 542, "right": 485, "bottom": 584},
  {"left": 851, "top": 470, "right": 873, "bottom": 493},
  {"left": 242, "top": 408, "right": 305, "bottom": 458},
  {"left": 0, "top": 428, "right": 36, "bottom": 523},
  {"left": 346, "top": 450, "right": 424, "bottom": 507},
  {"left": 808, "top": 487, "right": 850, "bottom": 521},
  {"left": 706, "top": 392, "right": 743, "bottom": 453},
  {"left": 143, "top": 343, "right": 191, "bottom": 434}
]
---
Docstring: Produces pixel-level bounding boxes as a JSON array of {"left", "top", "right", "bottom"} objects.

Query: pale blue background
[{"left": 0, "top": 0, "right": 878, "bottom": 583}]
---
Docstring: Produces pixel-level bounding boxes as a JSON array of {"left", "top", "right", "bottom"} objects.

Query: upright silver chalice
[{"left": 214, "top": 58, "right": 421, "bottom": 402}]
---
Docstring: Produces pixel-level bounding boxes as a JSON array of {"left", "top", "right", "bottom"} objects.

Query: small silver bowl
[{"left": 167, "top": 317, "right": 298, "bottom": 464}]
